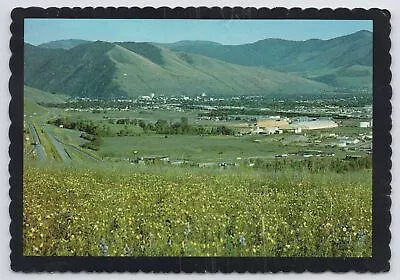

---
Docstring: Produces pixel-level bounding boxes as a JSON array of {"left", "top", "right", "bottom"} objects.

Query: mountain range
[{"left": 24, "top": 30, "right": 372, "bottom": 99}]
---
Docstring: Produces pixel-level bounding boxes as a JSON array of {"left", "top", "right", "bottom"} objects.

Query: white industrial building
[
  {"left": 291, "top": 119, "right": 338, "bottom": 130},
  {"left": 360, "top": 121, "right": 372, "bottom": 128}
]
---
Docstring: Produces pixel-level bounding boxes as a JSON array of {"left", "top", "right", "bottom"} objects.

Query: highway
[
  {"left": 28, "top": 123, "right": 46, "bottom": 161},
  {"left": 63, "top": 142, "right": 100, "bottom": 162},
  {"left": 40, "top": 122, "right": 100, "bottom": 162},
  {"left": 28, "top": 120, "right": 101, "bottom": 162},
  {"left": 40, "top": 123, "right": 72, "bottom": 161}
]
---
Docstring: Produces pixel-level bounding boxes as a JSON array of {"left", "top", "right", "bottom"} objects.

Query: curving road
[
  {"left": 40, "top": 123, "right": 72, "bottom": 161},
  {"left": 40, "top": 122, "right": 100, "bottom": 162},
  {"left": 28, "top": 120, "right": 101, "bottom": 162},
  {"left": 28, "top": 123, "right": 46, "bottom": 161}
]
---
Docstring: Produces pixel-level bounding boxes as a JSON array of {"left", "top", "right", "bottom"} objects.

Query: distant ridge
[
  {"left": 166, "top": 30, "right": 372, "bottom": 71},
  {"left": 25, "top": 30, "right": 372, "bottom": 99},
  {"left": 38, "top": 39, "right": 91, "bottom": 50},
  {"left": 165, "top": 30, "right": 372, "bottom": 89}
]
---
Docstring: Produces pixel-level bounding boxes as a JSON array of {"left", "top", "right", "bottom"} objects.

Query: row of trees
[
  {"left": 48, "top": 118, "right": 111, "bottom": 136},
  {"left": 48, "top": 117, "right": 236, "bottom": 138},
  {"left": 80, "top": 133, "right": 104, "bottom": 151},
  {"left": 139, "top": 117, "right": 235, "bottom": 136},
  {"left": 251, "top": 156, "right": 372, "bottom": 173}
]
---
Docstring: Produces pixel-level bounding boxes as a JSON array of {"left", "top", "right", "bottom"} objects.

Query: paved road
[
  {"left": 28, "top": 123, "right": 46, "bottom": 161},
  {"left": 63, "top": 142, "right": 100, "bottom": 162},
  {"left": 40, "top": 122, "right": 100, "bottom": 162},
  {"left": 40, "top": 124, "right": 72, "bottom": 161}
]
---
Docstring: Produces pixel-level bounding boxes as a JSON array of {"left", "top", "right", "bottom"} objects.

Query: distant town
[{"left": 29, "top": 93, "right": 372, "bottom": 167}]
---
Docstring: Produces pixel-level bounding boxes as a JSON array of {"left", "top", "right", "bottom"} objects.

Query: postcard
[{"left": 9, "top": 7, "right": 391, "bottom": 272}]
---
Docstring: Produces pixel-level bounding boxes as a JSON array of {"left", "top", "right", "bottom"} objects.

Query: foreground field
[{"left": 23, "top": 164, "right": 372, "bottom": 257}]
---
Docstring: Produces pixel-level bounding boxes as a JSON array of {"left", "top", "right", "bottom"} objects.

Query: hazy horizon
[
  {"left": 24, "top": 19, "right": 372, "bottom": 46},
  {"left": 28, "top": 29, "right": 372, "bottom": 47}
]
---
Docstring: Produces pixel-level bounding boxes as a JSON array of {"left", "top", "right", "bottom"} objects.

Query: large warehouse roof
[{"left": 291, "top": 120, "right": 338, "bottom": 130}]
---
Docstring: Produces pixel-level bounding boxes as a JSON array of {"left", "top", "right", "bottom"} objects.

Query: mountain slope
[
  {"left": 307, "top": 64, "right": 372, "bottom": 89},
  {"left": 38, "top": 39, "right": 91, "bottom": 50},
  {"left": 23, "top": 86, "right": 51, "bottom": 115},
  {"left": 24, "top": 86, "right": 70, "bottom": 104},
  {"left": 24, "top": 41, "right": 332, "bottom": 98},
  {"left": 165, "top": 30, "right": 372, "bottom": 71},
  {"left": 164, "top": 30, "right": 372, "bottom": 88},
  {"left": 24, "top": 43, "right": 67, "bottom": 84},
  {"left": 25, "top": 41, "right": 126, "bottom": 98},
  {"left": 110, "top": 45, "right": 331, "bottom": 96}
]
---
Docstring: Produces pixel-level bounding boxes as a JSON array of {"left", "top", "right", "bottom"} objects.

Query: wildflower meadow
[{"left": 23, "top": 164, "right": 372, "bottom": 257}]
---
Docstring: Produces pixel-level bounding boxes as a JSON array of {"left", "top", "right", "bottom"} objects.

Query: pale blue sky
[{"left": 25, "top": 19, "right": 372, "bottom": 46}]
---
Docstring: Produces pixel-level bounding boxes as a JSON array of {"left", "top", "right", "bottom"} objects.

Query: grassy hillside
[
  {"left": 24, "top": 98, "right": 46, "bottom": 116},
  {"left": 165, "top": 30, "right": 372, "bottom": 71},
  {"left": 23, "top": 86, "right": 58, "bottom": 115},
  {"left": 165, "top": 30, "right": 372, "bottom": 89},
  {"left": 24, "top": 42, "right": 125, "bottom": 98},
  {"left": 38, "top": 39, "right": 91, "bottom": 50},
  {"left": 116, "top": 42, "right": 165, "bottom": 65},
  {"left": 24, "top": 43, "right": 67, "bottom": 86},
  {"left": 24, "top": 86, "right": 70, "bottom": 104},
  {"left": 111, "top": 44, "right": 331, "bottom": 96},
  {"left": 24, "top": 41, "right": 332, "bottom": 98},
  {"left": 308, "top": 65, "right": 372, "bottom": 90},
  {"left": 24, "top": 31, "right": 372, "bottom": 99}
]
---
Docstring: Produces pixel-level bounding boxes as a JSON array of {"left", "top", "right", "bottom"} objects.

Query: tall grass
[{"left": 23, "top": 163, "right": 372, "bottom": 257}]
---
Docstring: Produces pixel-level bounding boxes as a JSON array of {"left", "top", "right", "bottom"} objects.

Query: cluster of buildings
[{"left": 243, "top": 116, "right": 339, "bottom": 136}]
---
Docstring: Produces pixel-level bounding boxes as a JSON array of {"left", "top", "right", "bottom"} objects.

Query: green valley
[{"left": 22, "top": 28, "right": 373, "bottom": 258}]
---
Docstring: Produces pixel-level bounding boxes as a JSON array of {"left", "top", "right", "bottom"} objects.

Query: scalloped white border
[{"left": 3, "top": 1, "right": 398, "bottom": 279}]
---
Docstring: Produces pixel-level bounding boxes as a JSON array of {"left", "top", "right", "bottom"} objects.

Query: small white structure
[
  {"left": 294, "top": 127, "right": 302, "bottom": 134},
  {"left": 269, "top": 115, "right": 281, "bottom": 119},
  {"left": 360, "top": 121, "right": 371, "bottom": 128},
  {"left": 347, "top": 139, "right": 360, "bottom": 144},
  {"left": 265, "top": 127, "right": 278, "bottom": 135},
  {"left": 253, "top": 127, "right": 264, "bottom": 134}
]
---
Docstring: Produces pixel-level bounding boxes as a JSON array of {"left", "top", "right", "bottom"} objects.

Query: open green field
[
  {"left": 47, "top": 124, "right": 366, "bottom": 163},
  {"left": 23, "top": 163, "right": 372, "bottom": 257},
  {"left": 22, "top": 87, "right": 373, "bottom": 258},
  {"left": 99, "top": 134, "right": 292, "bottom": 161},
  {"left": 26, "top": 120, "right": 370, "bottom": 167}
]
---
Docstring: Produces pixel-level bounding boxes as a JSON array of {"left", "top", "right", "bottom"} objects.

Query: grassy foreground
[{"left": 23, "top": 164, "right": 372, "bottom": 257}]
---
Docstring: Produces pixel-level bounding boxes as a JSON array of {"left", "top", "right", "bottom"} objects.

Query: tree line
[
  {"left": 141, "top": 117, "right": 235, "bottom": 136},
  {"left": 48, "top": 117, "right": 236, "bottom": 138}
]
